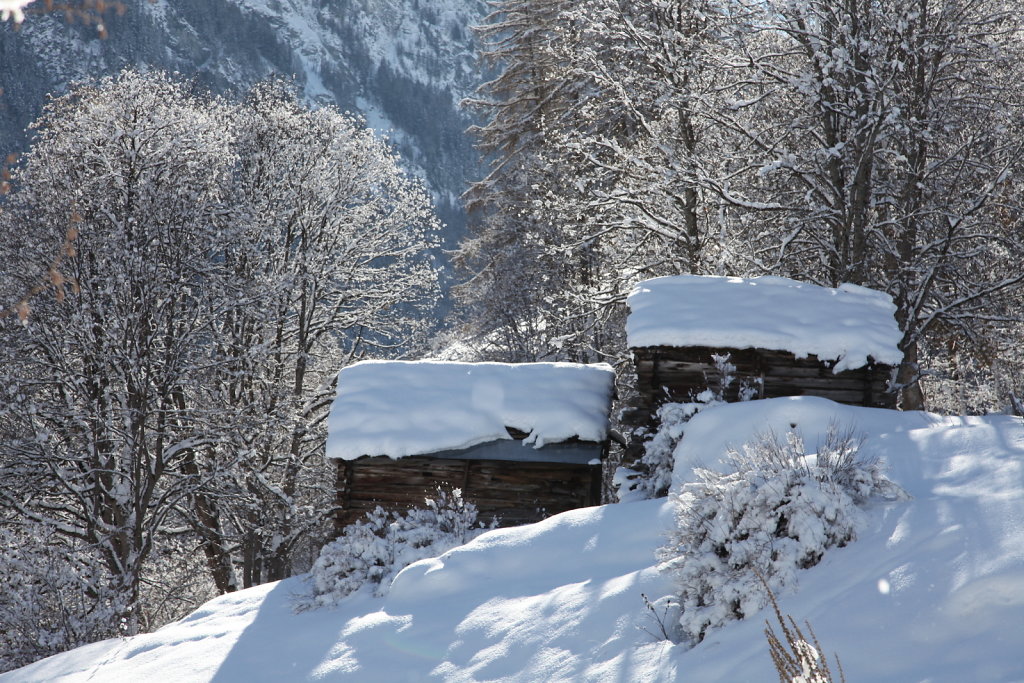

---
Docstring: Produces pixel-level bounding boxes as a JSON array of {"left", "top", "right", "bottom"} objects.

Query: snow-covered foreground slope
[
  {"left": 6, "top": 398, "right": 1024, "bottom": 682},
  {"left": 3, "top": 501, "right": 679, "bottom": 682}
]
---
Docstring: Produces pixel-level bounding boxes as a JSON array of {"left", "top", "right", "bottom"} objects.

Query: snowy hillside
[
  {"left": 7, "top": 397, "right": 1024, "bottom": 682},
  {"left": 0, "top": 0, "right": 483, "bottom": 223}
]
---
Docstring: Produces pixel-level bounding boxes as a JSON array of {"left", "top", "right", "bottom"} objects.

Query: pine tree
[{"left": 458, "top": 0, "right": 604, "bottom": 362}]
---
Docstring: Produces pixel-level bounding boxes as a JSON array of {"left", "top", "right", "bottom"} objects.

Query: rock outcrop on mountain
[{"left": 0, "top": 0, "right": 484, "bottom": 240}]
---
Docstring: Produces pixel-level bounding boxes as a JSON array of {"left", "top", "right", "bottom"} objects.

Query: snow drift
[{"left": 6, "top": 397, "right": 1024, "bottom": 682}]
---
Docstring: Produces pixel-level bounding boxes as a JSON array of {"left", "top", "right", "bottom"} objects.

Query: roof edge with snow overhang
[
  {"left": 626, "top": 275, "right": 903, "bottom": 372},
  {"left": 326, "top": 360, "right": 616, "bottom": 460}
]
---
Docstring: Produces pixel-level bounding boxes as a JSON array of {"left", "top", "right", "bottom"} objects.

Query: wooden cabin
[
  {"left": 326, "top": 360, "right": 616, "bottom": 531},
  {"left": 622, "top": 275, "right": 903, "bottom": 440}
]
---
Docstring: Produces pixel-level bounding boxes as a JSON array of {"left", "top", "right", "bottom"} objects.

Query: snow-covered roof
[
  {"left": 626, "top": 275, "right": 903, "bottom": 372},
  {"left": 326, "top": 360, "right": 616, "bottom": 460}
]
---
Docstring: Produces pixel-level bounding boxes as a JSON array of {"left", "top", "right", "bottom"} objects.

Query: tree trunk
[{"left": 896, "top": 336, "right": 926, "bottom": 410}]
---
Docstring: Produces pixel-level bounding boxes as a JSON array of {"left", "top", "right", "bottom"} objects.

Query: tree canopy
[{"left": 0, "top": 69, "right": 439, "bottom": 666}]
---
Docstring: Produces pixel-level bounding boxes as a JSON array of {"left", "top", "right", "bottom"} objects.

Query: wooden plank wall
[
  {"left": 335, "top": 456, "right": 602, "bottom": 533},
  {"left": 630, "top": 345, "right": 895, "bottom": 418}
]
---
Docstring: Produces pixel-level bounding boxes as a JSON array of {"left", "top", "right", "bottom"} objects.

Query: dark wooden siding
[
  {"left": 335, "top": 454, "right": 603, "bottom": 534},
  {"left": 630, "top": 345, "right": 894, "bottom": 419},
  {"left": 617, "top": 345, "right": 894, "bottom": 467}
]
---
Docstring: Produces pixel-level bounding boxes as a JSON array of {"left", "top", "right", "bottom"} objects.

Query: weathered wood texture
[
  {"left": 335, "top": 455, "right": 603, "bottom": 533},
  {"left": 628, "top": 345, "right": 894, "bottom": 428},
  {"left": 618, "top": 345, "right": 894, "bottom": 467}
]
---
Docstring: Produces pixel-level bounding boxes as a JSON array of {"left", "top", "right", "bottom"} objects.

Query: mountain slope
[
  {"left": 6, "top": 397, "right": 1024, "bottom": 682},
  {"left": 0, "top": 0, "right": 483, "bottom": 237}
]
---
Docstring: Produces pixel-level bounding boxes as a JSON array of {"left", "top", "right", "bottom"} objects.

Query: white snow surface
[
  {"left": 0, "top": 0, "right": 32, "bottom": 23},
  {"left": 326, "top": 360, "right": 616, "bottom": 459},
  {"left": 626, "top": 275, "right": 904, "bottom": 371},
  {"left": 8, "top": 397, "right": 1024, "bottom": 682}
]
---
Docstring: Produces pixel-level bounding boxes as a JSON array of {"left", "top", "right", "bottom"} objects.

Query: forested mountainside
[{"left": 0, "top": 0, "right": 484, "bottom": 239}]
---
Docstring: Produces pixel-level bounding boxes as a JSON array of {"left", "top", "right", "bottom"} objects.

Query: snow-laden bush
[
  {"left": 298, "top": 486, "right": 495, "bottom": 610},
  {"left": 659, "top": 424, "right": 905, "bottom": 644},
  {"left": 616, "top": 401, "right": 703, "bottom": 501},
  {"left": 0, "top": 526, "right": 124, "bottom": 672}
]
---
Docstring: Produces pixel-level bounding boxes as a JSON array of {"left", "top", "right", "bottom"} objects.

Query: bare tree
[
  {"left": 0, "top": 70, "right": 440, "bottom": 653},
  {"left": 191, "top": 78, "right": 440, "bottom": 589},
  {"left": 461, "top": 0, "right": 1024, "bottom": 409},
  {"left": 722, "top": 0, "right": 1024, "bottom": 408},
  {"left": 0, "top": 71, "right": 239, "bottom": 634}
]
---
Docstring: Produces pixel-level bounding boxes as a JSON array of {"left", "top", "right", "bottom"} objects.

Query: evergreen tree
[{"left": 458, "top": 0, "right": 602, "bottom": 362}]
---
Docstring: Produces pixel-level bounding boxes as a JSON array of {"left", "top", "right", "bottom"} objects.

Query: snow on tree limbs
[
  {"left": 461, "top": 0, "right": 1024, "bottom": 411},
  {"left": 0, "top": 69, "right": 440, "bottom": 666}
]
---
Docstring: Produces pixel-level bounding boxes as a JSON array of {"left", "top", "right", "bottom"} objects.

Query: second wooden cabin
[
  {"left": 621, "top": 275, "right": 904, "bottom": 443},
  {"left": 326, "top": 360, "right": 616, "bottom": 531}
]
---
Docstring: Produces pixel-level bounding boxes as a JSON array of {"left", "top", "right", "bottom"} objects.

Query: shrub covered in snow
[
  {"left": 298, "top": 486, "right": 495, "bottom": 610},
  {"left": 0, "top": 526, "right": 124, "bottom": 672},
  {"left": 616, "top": 401, "right": 703, "bottom": 501},
  {"left": 659, "top": 424, "right": 905, "bottom": 644}
]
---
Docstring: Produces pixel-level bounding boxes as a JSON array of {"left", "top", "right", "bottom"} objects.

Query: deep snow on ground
[{"left": 6, "top": 397, "right": 1024, "bottom": 682}]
